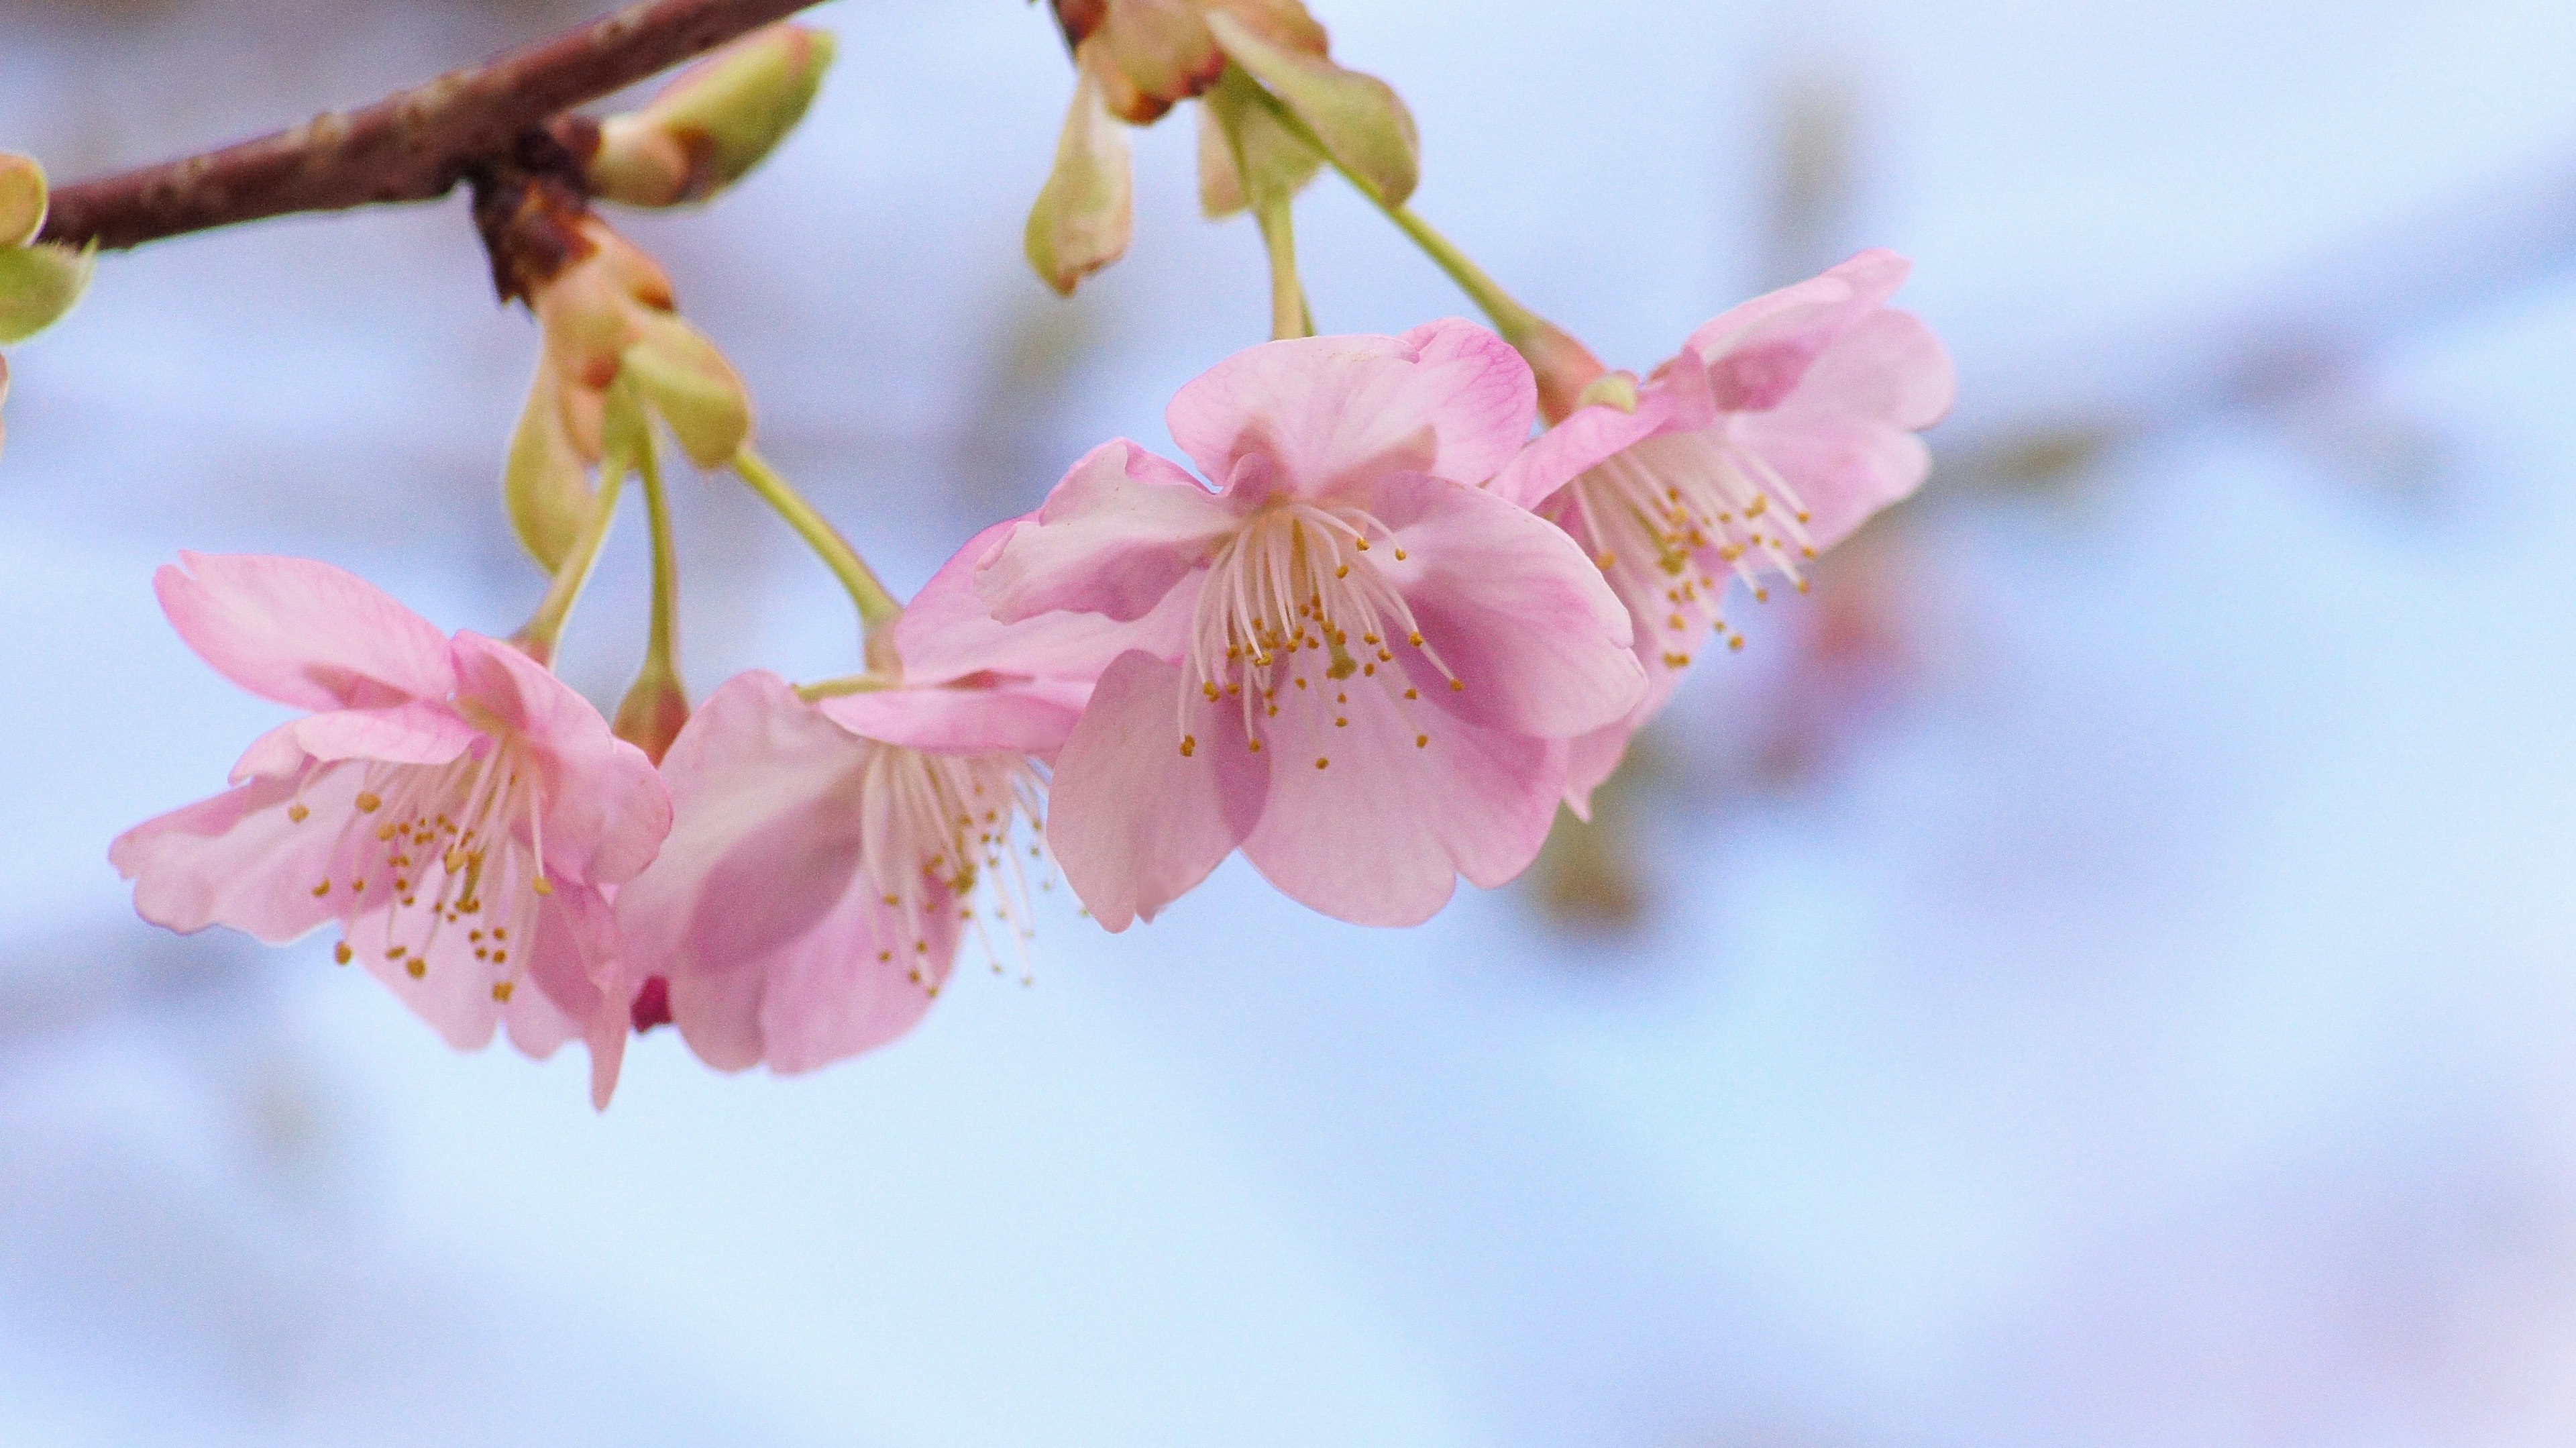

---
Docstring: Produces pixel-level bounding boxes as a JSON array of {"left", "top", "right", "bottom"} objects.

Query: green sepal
[
  {"left": 1026, "top": 52, "right": 1135, "bottom": 296},
  {"left": 1203, "top": 13, "right": 1417, "bottom": 207},
  {"left": 0, "top": 155, "right": 46, "bottom": 249},
  {"left": 0, "top": 242, "right": 92, "bottom": 345},
  {"left": 622, "top": 312, "right": 752, "bottom": 467},
  {"left": 1197, "top": 64, "right": 1324, "bottom": 219},
  {"left": 504, "top": 365, "right": 598, "bottom": 573}
]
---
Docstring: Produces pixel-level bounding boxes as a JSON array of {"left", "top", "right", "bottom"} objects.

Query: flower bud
[
  {"left": 587, "top": 23, "right": 835, "bottom": 207},
  {"left": 0, "top": 154, "right": 46, "bottom": 249}
]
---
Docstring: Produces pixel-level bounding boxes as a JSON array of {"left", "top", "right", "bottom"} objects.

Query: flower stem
[
  {"left": 515, "top": 447, "right": 631, "bottom": 666},
  {"left": 635, "top": 425, "right": 682, "bottom": 674},
  {"left": 1252, "top": 184, "right": 1312, "bottom": 341},
  {"left": 729, "top": 444, "right": 902, "bottom": 664},
  {"left": 793, "top": 672, "right": 897, "bottom": 703},
  {"left": 1242, "top": 85, "right": 1545, "bottom": 344}
]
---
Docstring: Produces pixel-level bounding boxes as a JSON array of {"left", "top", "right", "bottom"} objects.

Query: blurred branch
[{"left": 37, "top": 0, "right": 824, "bottom": 250}]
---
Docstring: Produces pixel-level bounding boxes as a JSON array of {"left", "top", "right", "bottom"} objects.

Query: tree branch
[{"left": 37, "top": 0, "right": 826, "bottom": 252}]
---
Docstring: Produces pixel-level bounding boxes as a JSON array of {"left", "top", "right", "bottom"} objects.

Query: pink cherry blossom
[
  {"left": 109, "top": 554, "right": 671, "bottom": 1108},
  {"left": 615, "top": 520, "right": 1165, "bottom": 1076},
  {"left": 1490, "top": 249, "right": 1957, "bottom": 811},
  {"left": 976, "top": 320, "right": 1646, "bottom": 930}
]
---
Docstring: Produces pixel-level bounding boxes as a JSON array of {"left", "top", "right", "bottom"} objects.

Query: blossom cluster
[{"left": 114, "top": 250, "right": 1949, "bottom": 1104}]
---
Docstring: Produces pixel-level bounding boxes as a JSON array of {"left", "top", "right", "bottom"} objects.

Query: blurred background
[{"left": 4, "top": 0, "right": 2575, "bottom": 1442}]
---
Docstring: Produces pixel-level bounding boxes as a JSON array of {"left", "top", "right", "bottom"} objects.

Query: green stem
[
  {"left": 635, "top": 426, "right": 682, "bottom": 675},
  {"left": 1252, "top": 187, "right": 1312, "bottom": 341},
  {"left": 1242, "top": 85, "right": 1546, "bottom": 344},
  {"left": 516, "top": 449, "right": 630, "bottom": 666},
  {"left": 730, "top": 444, "right": 903, "bottom": 664},
  {"left": 794, "top": 672, "right": 898, "bottom": 703}
]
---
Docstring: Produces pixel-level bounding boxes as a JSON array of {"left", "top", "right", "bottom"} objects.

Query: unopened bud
[
  {"left": 0, "top": 154, "right": 46, "bottom": 249},
  {"left": 588, "top": 23, "right": 835, "bottom": 207},
  {"left": 612, "top": 659, "right": 691, "bottom": 765}
]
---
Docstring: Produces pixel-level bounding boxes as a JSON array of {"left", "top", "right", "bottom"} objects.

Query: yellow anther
[
  {"left": 1393, "top": 548, "right": 1407, "bottom": 561},
  {"left": 1354, "top": 539, "right": 1370, "bottom": 550},
  {"left": 333, "top": 941, "right": 352, "bottom": 965},
  {"left": 286, "top": 804, "right": 310, "bottom": 823},
  {"left": 532, "top": 876, "right": 553, "bottom": 896},
  {"left": 1415, "top": 734, "right": 1429, "bottom": 749},
  {"left": 1450, "top": 679, "right": 1464, "bottom": 692},
  {"left": 1403, "top": 688, "right": 1418, "bottom": 701},
  {"left": 1248, "top": 739, "right": 1263, "bottom": 752},
  {"left": 1407, "top": 631, "right": 1424, "bottom": 647},
  {"left": 356, "top": 792, "right": 381, "bottom": 813},
  {"left": 376, "top": 823, "right": 396, "bottom": 841},
  {"left": 1315, "top": 757, "right": 1330, "bottom": 770},
  {"left": 492, "top": 982, "right": 515, "bottom": 1003},
  {"left": 311, "top": 880, "right": 330, "bottom": 896},
  {"left": 1179, "top": 735, "right": 1197, "bottom": 758},
  {"left": 406, "top": 959, "right": 426, "bottom": 979},
  {"left": 1202, "top": 682, "right": 1220, "bottom": 701},
  {"left": 1335, "top": 717, "right": 1348, "bottom": 727}
]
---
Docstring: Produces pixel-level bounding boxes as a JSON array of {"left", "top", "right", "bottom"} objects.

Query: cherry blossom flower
[
  {"left": 109, "top": 554, "right": 670, "bottom": 1108},
  {"left": 1491, "top": 249, "right": 1956, "bottom": 811},
  {"left": 613, "top": 521, "right": 1178, "bottom": 1075},
  {"left": 977, "top": 320, "right": 1646, "bottom": 929}
]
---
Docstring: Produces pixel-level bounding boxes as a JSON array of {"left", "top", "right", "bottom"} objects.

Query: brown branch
[{"left": 37, "top": 0, "right": 825, "bottom": 252}]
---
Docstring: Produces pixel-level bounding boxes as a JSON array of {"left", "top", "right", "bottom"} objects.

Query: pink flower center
[
  {"left": 857, "top": 743, "right": 1050, "bottom": 992},
  {"left": 1179, "top": 502, "right": 1456, "bottom": 765},
  {"left": 294, "top": 734, "right": 549, "bottom": 1001},
  {"left": 1559, "top": 428, "right": 1817, "bottom": 668}
]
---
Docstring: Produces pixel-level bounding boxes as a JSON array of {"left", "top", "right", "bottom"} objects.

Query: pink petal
[
  {"left": 110, "top": 767, "right": 354, "bottom": 943},
  {"left": 156, "top": 552, "right": 455, "bottom": 712},
  {"left": 1561, "top": 719, "right": 1631, "bottom": 823},
  {"left": 976, "top": 441, "right": 1236, "bottom": 624},
  {"left": 1046, "top": 650, "right": 1265, "bottom": 931},
  {"left": 1683, "top": 249, "right": 1913, "bottom": 413},
  {"left": 1727, "top": 308, "right": 1949, "bottom": 556},
  {"left": 1494, "top": 363, "right": 1710, "bottom": 510},
  {"left": 754, "top": 884, "right": 955, "bottom": 1076},
  {"left": 1373, "top": 470, "right": 1646, "bottom": 739},
  {"left": 288, "top": 701, "right": 482, "bottom": 768},
  {"left": 818, "top": 680, "right": 1087, "bottom": 758},
  {"left": 1237, "top": 671, "right": 1567, "bottom": 926},
  {"left": 1165, "top": 321, "right": 1536, "bottom": 499},
  {"left": 896, "top": 517, "right": 1195, "bottom": 684},
  {"left": 1558, "top": 663, "right": 1682, "bottom": 819},
  {"left": 451, "top": 631, "right": 672, "bottom": 888},
  {"left": 617, "top": 672, "right": 873, "bottom": 1073},
  {"left": 520, "top": 882, "right": 632, "bottom": 1110}
]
